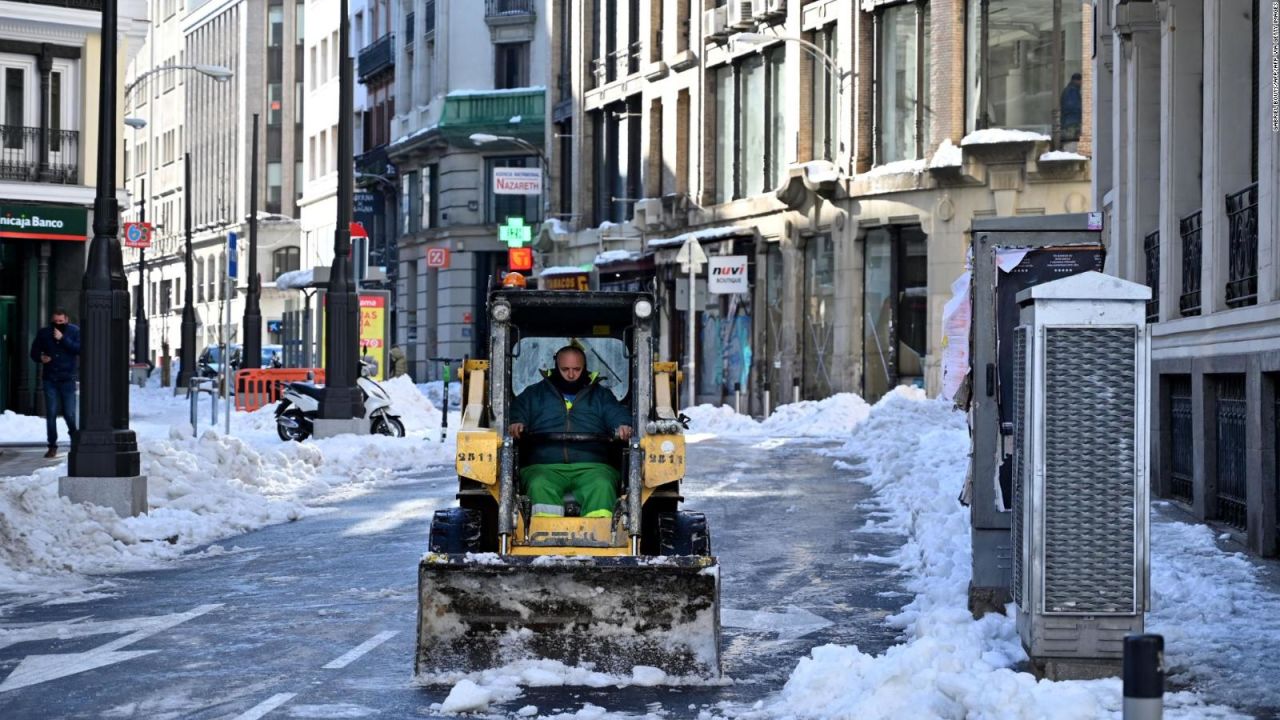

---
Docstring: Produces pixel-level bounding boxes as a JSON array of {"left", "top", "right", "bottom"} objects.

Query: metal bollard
[
  {"left": 762, "top": 382, "right": 770, "bottom": 418},
  {"left": 1123, "top": 634, "right": 1164, "bottom": 720},
  {"left": 793, "top": 379, "right": 800, "bottom": 405},
  {"left": 734, "top": 383, "right": 742, "bottom": 414}
]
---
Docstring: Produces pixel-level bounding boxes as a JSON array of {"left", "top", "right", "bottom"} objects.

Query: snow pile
[
  {"left": 418, "top": 380, "right": 462, "bottom": 412},
  {"left": 680, "top": 393, "right": 871, "bottom": 439},
  {"left": 762, "top": 387, "right": 1247, "bottom": 719},
  {"left": 0, "top": 410, "right": 46, "bottom": 441},
  {"left": 929, "top": 138, "right": 963, "bottom": 168}
]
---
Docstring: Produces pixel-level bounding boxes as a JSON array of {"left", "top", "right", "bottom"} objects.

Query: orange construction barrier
[{"left": 234, "top": 368, "right": 327, "bottom": 412}]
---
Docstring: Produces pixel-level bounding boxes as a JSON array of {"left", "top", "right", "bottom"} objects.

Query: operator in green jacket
[{"left": 509, "top": 345, "right": 633, "bottom": 518}]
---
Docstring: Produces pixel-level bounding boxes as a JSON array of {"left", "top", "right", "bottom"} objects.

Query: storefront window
[
  {"left": 802, "top": 234, "right": 835, "bottom": 400},
  {"left": 966, "top": 0, "right": 1083, "bottom": 145},
  {"left": 863, "top": 225, "right": 928, "bottom": 402}
]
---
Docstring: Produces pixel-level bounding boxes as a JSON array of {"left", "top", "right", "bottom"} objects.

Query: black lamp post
[
  {"left": 176, "top": 153, "right": 197, "bottom": 391},
  {"left": 319, "top": 0, "right": 363, "bottom": 424},
  {"left": 132, "top": 177, "right": 149, "bottom": 367},
  {"left": 68, "top": 0, "right": 139, "bottom": 479},
  {"left": 241, "top": 113, "right": 262, "bottom": 370}
]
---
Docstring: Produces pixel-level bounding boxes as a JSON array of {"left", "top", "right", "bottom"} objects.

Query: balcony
[
  {"left": 1225, "top": 182, "right": 1258, "bottom": 308},
  {"left": 485, "top": 0, "right": 536, "bottom": 25},
  {"left": 358, "top": 32, "right": 395, "bottom": 83},
  {"left": 1178, "top": 209, "right": 1202, "bottom": 317},
  {"left": 355, "top": 144, "right": 391, "bottom": 179},
  {"left": 0, "top": 126, "right": 80, "bottom": 185},
  {"left": 438, "top": 87, "right": 545, "bottom": 147},
  {"left": 1143, "top": 228, "right": 1159, "bottom": 323}
]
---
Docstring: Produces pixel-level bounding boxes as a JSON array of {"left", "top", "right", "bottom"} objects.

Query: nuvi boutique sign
[{"left": 0, "top": 203, "right": 89, "bottom": 242}]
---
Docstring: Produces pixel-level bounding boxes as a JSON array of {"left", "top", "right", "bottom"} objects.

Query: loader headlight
[
  {"left": 634, "top": 299, "right": 653, "bottom": 319},
  {"left": 491, "top": 301, "right": 511, "bottom": 322}
]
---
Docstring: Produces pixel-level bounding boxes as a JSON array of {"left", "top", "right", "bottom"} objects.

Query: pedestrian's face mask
[{"left": 53, "top": 317, "right": 68, "bottom": 331}]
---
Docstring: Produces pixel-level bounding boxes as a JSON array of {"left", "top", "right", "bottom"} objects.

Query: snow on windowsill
[
  {"left": 1038, "top": 150, "right": 1088, "bottom": 162},
  {"left": 960, "top": 128, "right": 1051, "bottom": 146},
  {"left": 928, "top": 138, "right": 963, "bottom": 169},
  {"left": 861, "top": 158, "right": 927, "bottom": 178}
]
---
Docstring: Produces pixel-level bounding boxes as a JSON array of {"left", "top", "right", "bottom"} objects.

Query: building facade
[
  {"left": 547, "top": 0, "right": 1093, "bottom": 409},
  {"left": 1093, "top": 0, "right": 1278, "bottom": 556},
  {"left": 0, "top": 0, "right": 147, "bottom": 413},
  {"left": 123, "top": 0, "right": 306, "bottom": 372},
  {"left": 389, "top": 0, "right": 549, "bottom": 380}
]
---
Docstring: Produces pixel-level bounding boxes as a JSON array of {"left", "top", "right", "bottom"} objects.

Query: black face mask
[
  {"left": 54, "top": 322, "right": 68, "bottom": 332},
  {"left": 550, "top": 370, "right": 590, "bottom": 395}
]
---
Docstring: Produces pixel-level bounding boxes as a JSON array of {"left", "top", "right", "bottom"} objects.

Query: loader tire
[
  {"left": 658, "top": 512, "right": 711, "bottom": 556},
  {"left": 429, "top": 508, "right": 482, "bottom": 554}
]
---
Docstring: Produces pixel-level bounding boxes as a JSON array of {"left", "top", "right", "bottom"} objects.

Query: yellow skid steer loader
[{"left": 416, "top": 288, "right": 720, "bottom": 678}]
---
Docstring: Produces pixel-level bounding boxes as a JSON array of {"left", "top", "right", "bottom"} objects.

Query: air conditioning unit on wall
[
  {"left": 754, "top": 0, "right": 785, "bottom": 19},
  {"left": 727, "top": 1, "right": 755, "bottom": 30},
  {"left": 703, "top": 6, "right": 729, "bottom": 41}
]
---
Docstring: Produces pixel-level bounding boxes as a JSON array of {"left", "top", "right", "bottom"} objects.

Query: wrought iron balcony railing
[
  {"left": 1143, "top": 228, "right": 1159, "bottom": 323},
  {"left": 0, "top": 125, "right": 80, "bottom": 184},
  {"left": 1225, "top": 182, "right": 1258, "bottom": 308},
  {"left": 485, "top": 0, "right": 536, "bottom": 20},
  {"left": 1178, "top": 209, "right": 1202, "bottom": 317},
  {"left": 357, "top": 32, "right": 395, "bottom": 82}
]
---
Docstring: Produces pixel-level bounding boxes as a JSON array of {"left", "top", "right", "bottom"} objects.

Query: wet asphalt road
[{"left": 0, "top": 437, "right": 907, "bottom": 719}]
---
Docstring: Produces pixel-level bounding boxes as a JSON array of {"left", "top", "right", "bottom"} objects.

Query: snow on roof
[
  {"left": 648, "top": 225, "right": 752, "bottom": 250},
  {"left": 861, "top": 158, "right": 927, "bottom": 178},
  {"left": 960, "top": 128, "right": 1051, "bottom": 146},
  {"left": 446, "top": 86, "right": 546, "bottom": 97},
  {"left": 275, "top": 268, "right": 314, "bottom": 290},
  {"left": 538, "top": 265, "right": 588, "bottom": 277},
  {"left": 1039, "top": 150, "right": 1089, "bottom": 162},
  {"left": 594, "top": 249, "right": 643, "bottom": 266},
  {"left": 929, "top": 138, "right": 963, "bottom": 168}
]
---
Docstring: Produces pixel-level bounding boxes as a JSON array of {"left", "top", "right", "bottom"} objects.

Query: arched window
[
  {"left": 197, "top": 258, "right": 205, "bottom": 302},
  {"left": 273, "top": 246, "right": 300, "bottom": 280}
]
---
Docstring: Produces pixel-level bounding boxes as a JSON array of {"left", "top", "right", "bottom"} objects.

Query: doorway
[{"left": 863, "top": 225, "right": 928, "bottom": 402}]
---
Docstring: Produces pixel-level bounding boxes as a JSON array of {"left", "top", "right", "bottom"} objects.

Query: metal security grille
[
  {"left": 1012, "top": 326, "right": 1027, "bottom": 607},
  {"left": 1215, "top": 376, "right": 1247, "bottom": 530},
  {"left": 1169, "top": 376, "right": 1194, "bottom": 504},
  {"left": 1042, "top": 327, "right": 1136, "bottom": 613},
  {"left": 1143, "top": 229, "right": 1159, "bottom": 323}
]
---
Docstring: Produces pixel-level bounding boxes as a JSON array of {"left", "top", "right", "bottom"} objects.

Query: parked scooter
[{"left": 275, "top": 359, "right": 405, "bottom": 441}]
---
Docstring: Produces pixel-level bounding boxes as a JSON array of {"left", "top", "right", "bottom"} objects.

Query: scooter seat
[{"left": 288, "top": 382, "right": 326, "bottom": 400}]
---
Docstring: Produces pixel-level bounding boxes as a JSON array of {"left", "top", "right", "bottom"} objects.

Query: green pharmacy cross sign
[{"left": 499, "top": 217, "right": 532, "bottom": 248}]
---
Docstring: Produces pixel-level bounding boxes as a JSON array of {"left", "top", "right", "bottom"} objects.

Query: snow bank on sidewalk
[
  {"left": 762, "top": 387, "right": 1249, "bottom": 719},
  {"left": 0, "top": 380, "right": 456, "bottom": 602},
  {"left": 682, "top": 393, "right": 871, "bottom": 439}
]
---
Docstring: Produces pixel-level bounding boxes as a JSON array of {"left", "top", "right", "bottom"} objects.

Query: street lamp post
[
  {"left": 469, "top": 132, "right": 551, "bottom": 218},
  {"left": 242, "top": 113, "right": 262, "bottom": 371},
  {"left": 62, "top": 0, "right": 144, "bottom": 516},
  {"left": 316, "top": 0, "right": 365, "bottom": 435},
  {"left": 176, "top": 153, "right": 198, "bottom": 393},
  {"left": 733, "top": 32, "right": 845, "bottom": 170}
]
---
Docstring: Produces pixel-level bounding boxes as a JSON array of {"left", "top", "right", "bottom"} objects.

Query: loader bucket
[{"left": 415, "top": 554, "right": 721, "bottom": 679}]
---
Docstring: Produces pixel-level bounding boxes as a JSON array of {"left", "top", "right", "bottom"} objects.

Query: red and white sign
[
  {"left": 426, "top": 247, "right": 451, "bottom": 268},
  {"left": 492, "top": 167, "right": 542, "bottom": 195},
  {"left": 350, "top": 221, "right": 369, "bottom": 238},
  {"left": 123, "top": 221, "right": 153, "bottom": 248},
  {"left": 708, "top": 255, "right": 749, "bottom": 294}
]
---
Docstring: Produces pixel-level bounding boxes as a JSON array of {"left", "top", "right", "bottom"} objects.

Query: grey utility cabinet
[
  {"left": 968, "top": 214, "right": 1105, "bottom": 616},
  {"left": 1012, "top": 271, "right": 1151, "bottom": 676}
]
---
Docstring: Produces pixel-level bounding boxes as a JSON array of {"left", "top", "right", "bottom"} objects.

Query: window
[
  {"left": 877, "top": 1, "right": 931, "bottom": 164},
  {"left": 309, "top": 46, "right": 317, "bottom": 89},
  {"left": 268, "top": 5, "right": 284, "bottom": 47},
  {"left": 487, "top": 156, "right": 542, "bottom": 224},
  {"left": 308, "top": 135, "right": 316, "bottom": 180},
  {"left": 218, "top": 253, "right": 226, "bottom": 300},
  {"left": 401, "top": 170, "right": 417, "bottom": 235},
  {"left": 160, "top": 279, "right": 173, "bottom": 313},
  {"left": 494, "top": 42, "right": 530, "bottom": 89},
  {"left": 268, "top": 83, "right": 283, "bottom": 125},
  {"left": 320, "top": 38, "right": 329, "bottom": 81},
  {"left": 205, "top": 255, "right": 214, "bottom": 301},
  {"left": 295, "top": 1, "right": 305, "bottom": 46},
  {"left": 2, "top": 67, "right": 26, "bottom": 149},
  {"left": 810, "top": 25, "right": 837, "bottom": 161},
  {"left": 966, "top": 0, "right": 1083, "bottom": 145},
  {"left": 197, "top": 259, "right": 205, "bottom": 302},
  {"left": 421, "top": 164, "right": 438, "bottom": 230},
  {"left": 714, "top": 47, "right": 786, "bottom": 203},
  {"left": 273, "top": 246, "right": 300, "bottom": 279},
  {"left": 267, "top": 162, "right": 283, "bottom": 214}
]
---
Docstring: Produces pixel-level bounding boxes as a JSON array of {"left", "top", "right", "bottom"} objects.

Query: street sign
[
  {"left": 493, "top": 167, "right": 542, "bottom": 195},
  {"left": 709, "top": 255, "right": 749, "bottom": 294},
  {"left": 426, "top": 247, "right": 451, "bottom": 268},
  {"left": 227, "top": 231, "right": 238, "bottom": 278},
  {"left": 123, "top": 222, "right": 153, "bottom": 248},
  {"left": 350, "top": 221, "right": 369, "bottom": 238},
  {"left": 508, "top": 246, "right": 533, "bottom": 271},
  {"left": 675, "top": 237, "right": 707, "bottom": 272},
  {"left": 499, "top": 217, "right": 532, "bottom": 248}
]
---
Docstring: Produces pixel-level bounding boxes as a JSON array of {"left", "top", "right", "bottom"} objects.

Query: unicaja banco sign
[{"left": 0, "top": 203, "right": 88, "bottom": 242}]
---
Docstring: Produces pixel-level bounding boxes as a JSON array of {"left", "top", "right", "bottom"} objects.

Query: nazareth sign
[
  {"left": 493, "top": 167, "right": 542, "bottom": 195},
  {"left": 0, "top": 203, "right": 88, "bottom": 242}
]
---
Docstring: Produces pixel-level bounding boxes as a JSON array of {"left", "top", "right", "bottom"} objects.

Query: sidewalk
[{"left": 0, "top": 444, "right": 67, "bottom": 478}]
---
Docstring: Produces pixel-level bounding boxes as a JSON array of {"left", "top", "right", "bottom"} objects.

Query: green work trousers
[{"left": 521, "top": 463, "right": 619, "bottom": 517}]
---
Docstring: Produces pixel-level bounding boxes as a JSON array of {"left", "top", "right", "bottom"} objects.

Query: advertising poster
[{"left": 320, "top": 291, "right": 389, "bottom": 380}]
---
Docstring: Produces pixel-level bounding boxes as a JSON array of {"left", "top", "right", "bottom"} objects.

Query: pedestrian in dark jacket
[
  {"left": 29, "top": 308, "right": 80, "bottom": 458},
  {"left": 509, "top": 346, "right": 633, "bottom": 518}
]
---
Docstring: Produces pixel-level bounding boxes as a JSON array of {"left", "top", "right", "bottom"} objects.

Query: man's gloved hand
[
  {"left": 616, "top": 425, "right": 633, "bottom": 441},
  {"left": 510, "top": 423, "right": 525, "bottom": 439}
]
